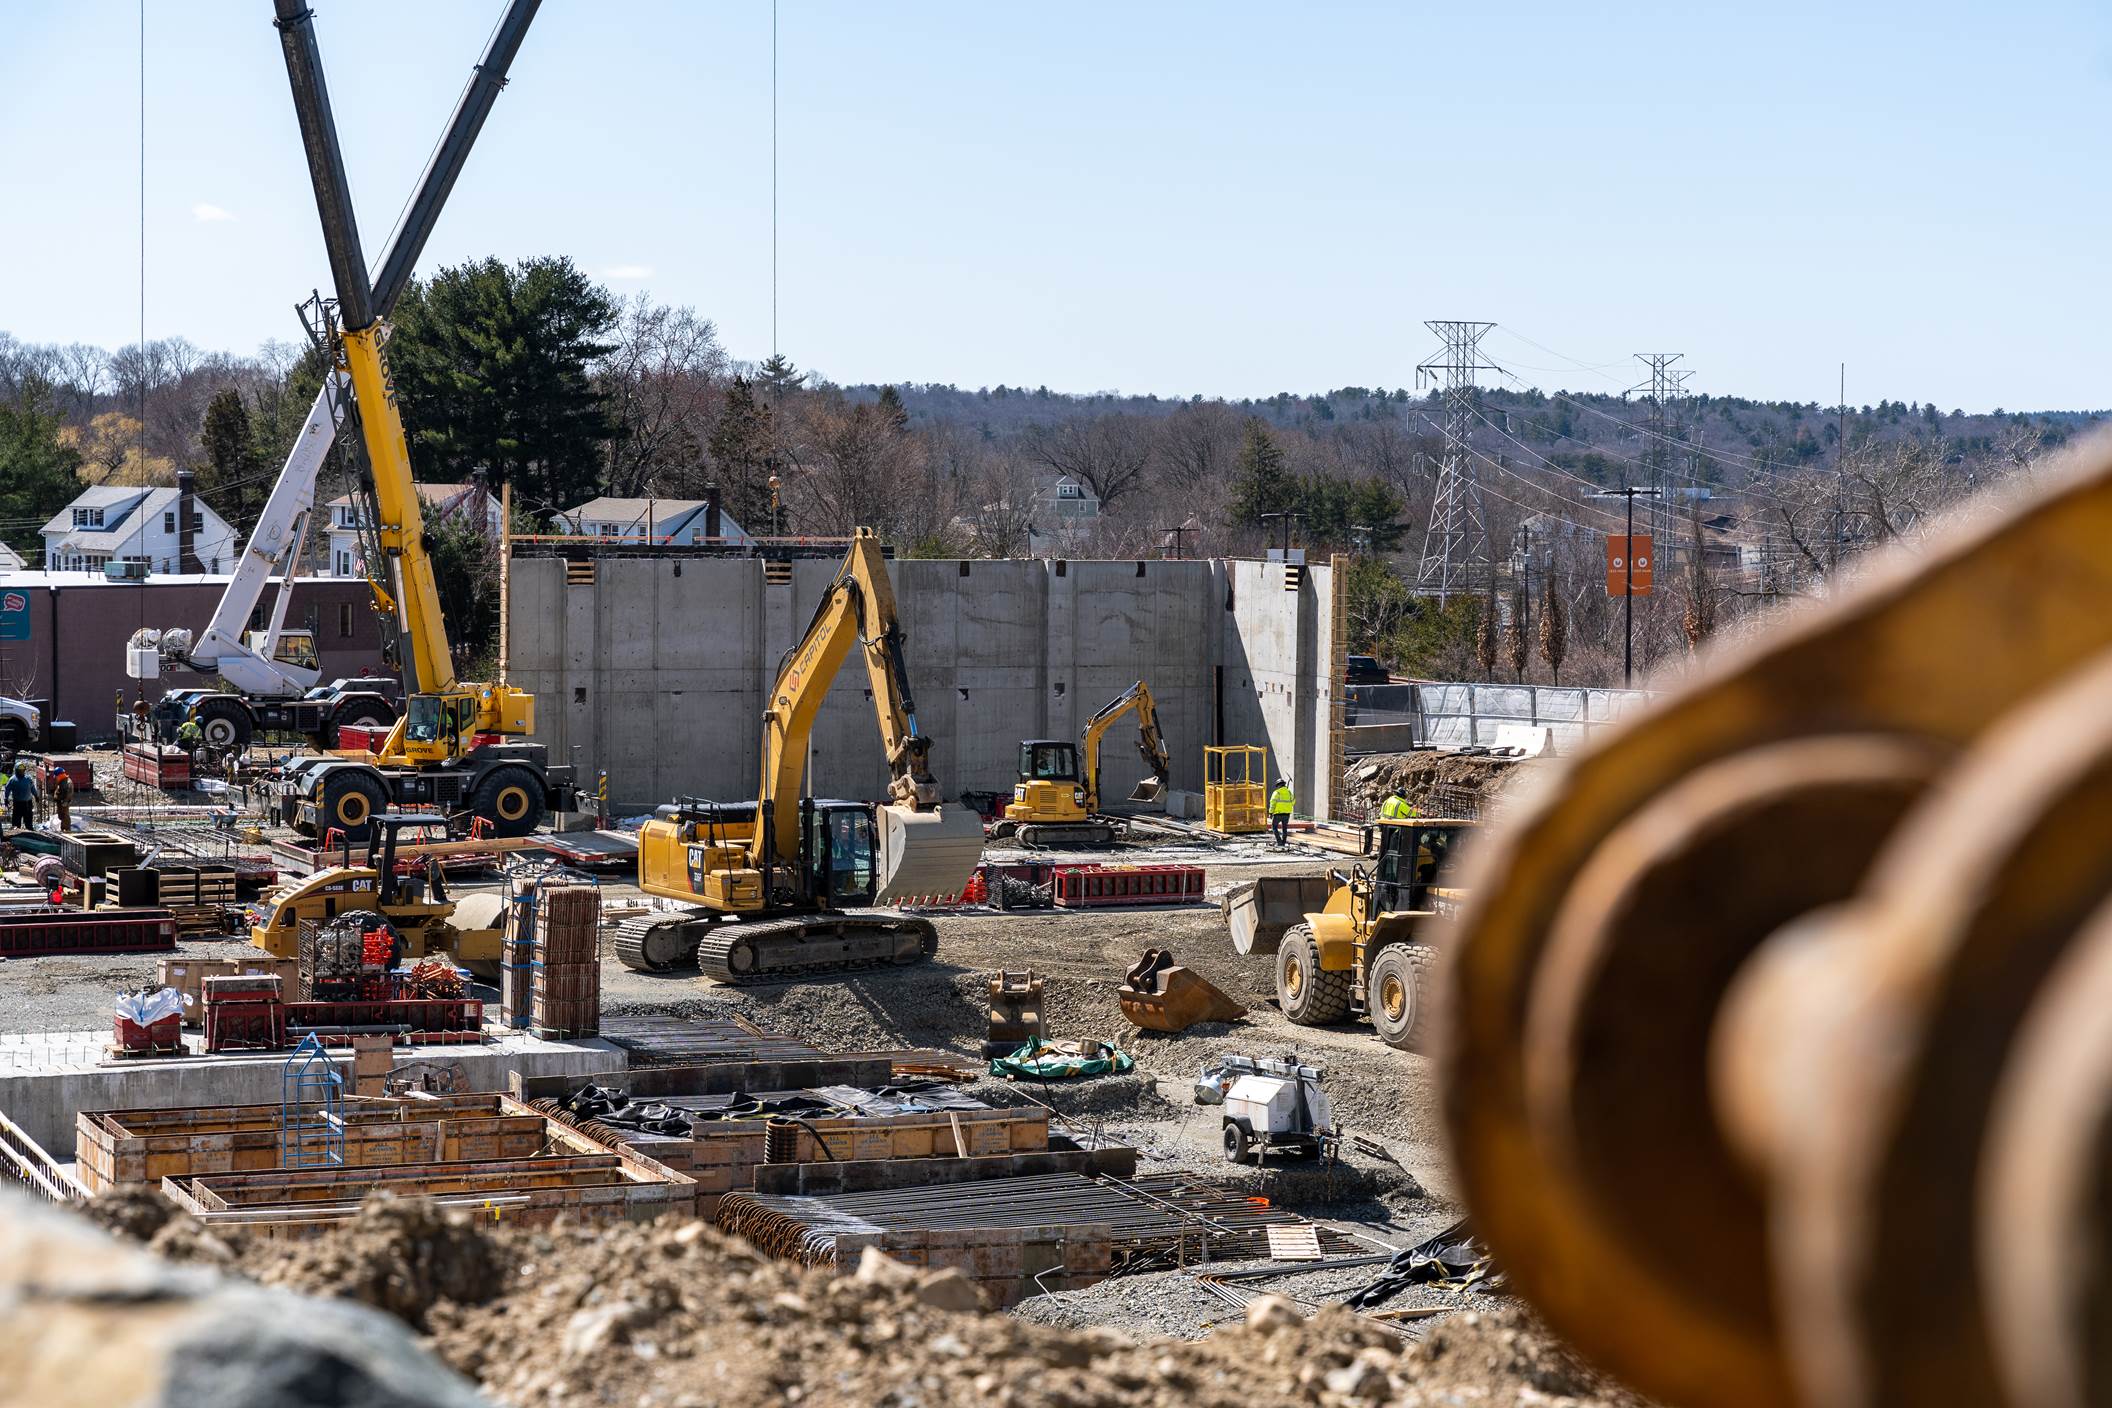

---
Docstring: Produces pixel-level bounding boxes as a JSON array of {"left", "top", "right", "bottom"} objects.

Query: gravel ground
[{"left": 0, "top": 813, "right": 1489, "bottom": 1343}]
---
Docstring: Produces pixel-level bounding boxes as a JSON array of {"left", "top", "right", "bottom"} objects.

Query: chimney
[
  {"left": 175, "top": 468, "right": 198, "bottom": 573},
  {"left": 704, "top": 482, "right": 722, "bottom": 542}
]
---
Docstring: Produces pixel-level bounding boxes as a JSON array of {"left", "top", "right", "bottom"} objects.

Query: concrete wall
[
  {"left": 509, "top": 553, "right": 1339, "bottom": 816},
  {"left": 1410, "top": 680, "right": 1655, "bottom": 753}
]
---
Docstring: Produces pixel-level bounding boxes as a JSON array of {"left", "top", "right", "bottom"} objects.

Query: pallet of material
[
  {"left": 0, "top": 907, "right": 176, "bottom": 956},
  {"left": 159, "top": 1147, "right": 695, "bottom": 1238},
  {"left": 122, "top": 743, "right": 191, "bottom": 788},
  {"left": 75, "top": 1093, "right": 556, "bottom": 1194},
  {"left": 156, "top": 956, "right": 298, "bottom": 1028}
]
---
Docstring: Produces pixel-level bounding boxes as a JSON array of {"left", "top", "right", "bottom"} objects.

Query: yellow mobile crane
[
  {"left": 616, "top": 530, "right": 985, "bottom": 978},
  {"left": 987, "top": 680, "right": 1171, "bottom": 848},
  {"left": 268, "top": 0, "right": 572, "bottom": 842}
]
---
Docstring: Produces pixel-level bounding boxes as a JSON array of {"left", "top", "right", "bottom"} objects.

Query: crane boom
[{"left": 139, "top": 0, "right": 539, "bottom": 697}]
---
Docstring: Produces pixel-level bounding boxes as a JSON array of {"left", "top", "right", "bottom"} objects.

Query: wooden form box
[
  {"left": 74, "top": 1093, "right": 550, "bottom": 1194},
  {"left": 686, "top": 1106, "right": 1050, "bottom": 1200},
  {"left": 158, "top": 1145, "right": 694, "bottom": 1240}
]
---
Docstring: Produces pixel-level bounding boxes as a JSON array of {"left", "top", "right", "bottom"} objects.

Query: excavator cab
[
  {"left": 806, "top": 801, "right": 878, "bottom": 907},
  {"left": 1008, "top": 741, "right": 1088, "bottom": 826}
]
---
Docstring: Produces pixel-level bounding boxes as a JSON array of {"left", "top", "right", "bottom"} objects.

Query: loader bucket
[
  {"left": 874, "top": 803, "right": 986, "bottom": 905},
  {"left": 1117, "top": 948, "right": 1244, "bottom": 1032},
  {"left": 1222, "top": 874, "right": 1335, "bottom": 956},
  {"left": 1128, "top": 776, "right": 1165, "bottom": 804}
]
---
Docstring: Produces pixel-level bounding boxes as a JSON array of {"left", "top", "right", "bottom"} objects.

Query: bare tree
[
  {"left": 1155, "top": 402, "right": 1242, "bottom": 489},
  {"left": 1020, "top": 413, "right": 1153, "bottom": 507},
  {"left": 1538, "top": 575, "right": 1568, "bottom": 682},
  {"left": 598, "top": 294, "right": 727, "bottom": 497}
]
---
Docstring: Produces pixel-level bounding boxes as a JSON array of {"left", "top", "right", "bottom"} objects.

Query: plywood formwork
[
  {"left": 159, "top": 1144, "right": 694, "bottom": 1239},
  {"left": 78, "top": 1094, "right": 572, "bottom": 1195},
  {"left": 684, "top": 1106, "right": 1051, "bottom": 1209}
]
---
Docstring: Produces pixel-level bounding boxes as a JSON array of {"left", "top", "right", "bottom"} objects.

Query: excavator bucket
[
  {"left": 874, "top": 803, "right": 986, "bottom": 905},
  {"left": 1223, "top": 875, "right": 1335, "bottom": 956},
  {"left": 1117, "top": 947, "right": 1244, "bottom": 1032},
  {"left": 1128, "top": 776, "right": 1165, "bottom": 804}
]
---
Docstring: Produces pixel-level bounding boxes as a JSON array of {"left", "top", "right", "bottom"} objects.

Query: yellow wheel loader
[
  {"left": 1223, "top": 818, "right": 1475, "bottom": 1049},
  {"left": 615, "top": 529, "right": 984, "bottom": 979},
  {"left": 986, "top": 680, "right": 1171, "bottom": 848}
]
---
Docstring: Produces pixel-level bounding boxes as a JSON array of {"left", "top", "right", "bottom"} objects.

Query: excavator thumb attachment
[
  {"left": 873, "top": 803, "right": 986, "bottom": 905},
  {"left": 1128, "top": 777, "right": 1165, "bottom": 804},
  {"left": 1223, "top": 875, "right": 1335, "bottom": 955},
  {"left": 1117, "top": 946, "right": 1245, "bottom": 1031}
]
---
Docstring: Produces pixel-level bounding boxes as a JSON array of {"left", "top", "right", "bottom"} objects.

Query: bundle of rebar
[{"left": 715, "top": 1171, "right": 1354, "bottom": 1268}]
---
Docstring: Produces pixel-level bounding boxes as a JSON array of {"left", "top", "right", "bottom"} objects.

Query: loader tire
[
  {"left": 1277, "top": 923, "right": 1351, "bottom": 1026},
  {"left": 1367, "top": 942, "right": 1435, "bottom": 1051}
]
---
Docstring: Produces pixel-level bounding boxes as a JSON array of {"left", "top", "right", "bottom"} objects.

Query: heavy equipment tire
[
  {"left": 1277, "top": 923, "right": 1352, "bottom": 1026},
  {"left": 1367, "top": 942, "right": 1436, "bottom": 1051},
  {"left": 1223, "top": 1120, "right": 1252, "bottom": 1165},
  {"left": 317, "top": 769, "right": 387, "bottom": 843},
  {"left": 196, "top": 699, "right": 251, "bottom": 751},
  {"left": 469, "top": 764, "right": 543, "bottom": 838}
]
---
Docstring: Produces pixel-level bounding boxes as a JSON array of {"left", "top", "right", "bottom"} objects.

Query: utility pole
[
  {"left": 1601, "top": 485, "right": 1657, "bottom": 687},
  {"left": 1415, "top": 321, "right": 1498, "bottom": 607},
  {"left": 1831, "top": 363, "right": 1847, "bottom": 580}
]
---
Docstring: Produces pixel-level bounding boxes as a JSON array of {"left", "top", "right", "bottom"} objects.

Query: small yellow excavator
[
  {"left": 615, "top": 529, "right": 985, "bottom": 978},
  {"left": 987, "top": 681, "right": 1171, "bottom": 848},
  {"left": 1223, "top": 817, "right": 1475, "bottom": 1049}
]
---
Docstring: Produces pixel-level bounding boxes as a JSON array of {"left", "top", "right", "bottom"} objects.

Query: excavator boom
[{"left": 1080, "top": 680, "right": 1171, "bottom": 813}]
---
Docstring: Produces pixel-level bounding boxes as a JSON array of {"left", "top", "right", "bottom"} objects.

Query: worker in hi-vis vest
[
  {"left": 1379, "top": 791, "right": 1416, "bottom": 820},
  {"left": 1268, "top": 778, "right": 1295, "bottom": 848}
]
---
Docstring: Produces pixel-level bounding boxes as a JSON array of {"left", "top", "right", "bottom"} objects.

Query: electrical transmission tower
[
  {"left": 1415, "top": 321, "right": 1499, "bottom": 606},
  {"left": 1631, "top": 353, "right": 1690, "bottom": 544}
]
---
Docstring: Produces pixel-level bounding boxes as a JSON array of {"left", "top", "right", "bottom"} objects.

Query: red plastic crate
[{"left": 1050, "top": 864, "right": 1206, "bottom": 909}]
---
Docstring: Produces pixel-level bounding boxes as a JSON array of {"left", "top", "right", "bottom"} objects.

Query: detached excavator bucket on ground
[
  {"left": 1222, "top": 875, "right": 1334, "bottom": 956},
  {"left": 873, "top": 803, "right": 986, "bottom": 904},
  {"left": 1118, "top": 947, "right": 1245, "bottom": 1032}
]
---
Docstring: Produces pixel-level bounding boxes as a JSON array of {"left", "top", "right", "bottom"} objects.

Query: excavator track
[
  {"left": 612, "top": 912, "right": 713, "bottom": 974},
  {"left": 695, "top": 911, "right": 939, "bottom": 984},
  {"left": 1022, "top": 822, "right": 1118, "bottom": 849}
]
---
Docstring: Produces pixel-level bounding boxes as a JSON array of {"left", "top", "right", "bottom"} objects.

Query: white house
[
  {"left": 1026, "top": 476, "right": 1101, "bottom": 557},
  {"left": 554, "top": 495, "right": 752, "bottom": 546},
  {"left": 324, "top": 482, "right": 502, "bottom": 578},
  {"left": 40, "top": 475, "right": 238, "bottom": 575}
]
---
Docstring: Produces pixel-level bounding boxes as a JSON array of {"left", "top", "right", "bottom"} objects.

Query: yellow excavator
[
  {"left": 615, "top": 529, "right": 985, "bottom": 978},
  {"left": 267, "top": 0, "right": 572, "bottom": 844},
  {"left": 986, "top": 681, "right": 1171, "bottom": 848}
]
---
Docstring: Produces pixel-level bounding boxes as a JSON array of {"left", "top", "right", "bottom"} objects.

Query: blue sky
[{"left": 2, "top": 1, "right": 2108, "bottom": 411}]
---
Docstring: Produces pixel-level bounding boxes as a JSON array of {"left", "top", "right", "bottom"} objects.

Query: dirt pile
[
  {"left": 1341, "top": 752, "right": 1533, "bottom": 820},
  {"left": 129, "top": 1197, "right": 1647, "bottom": 1408}
]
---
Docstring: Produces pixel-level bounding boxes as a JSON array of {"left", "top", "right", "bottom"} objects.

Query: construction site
[{"left": 5, "top": 4, "right": 2109, "bottom": 1408}]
